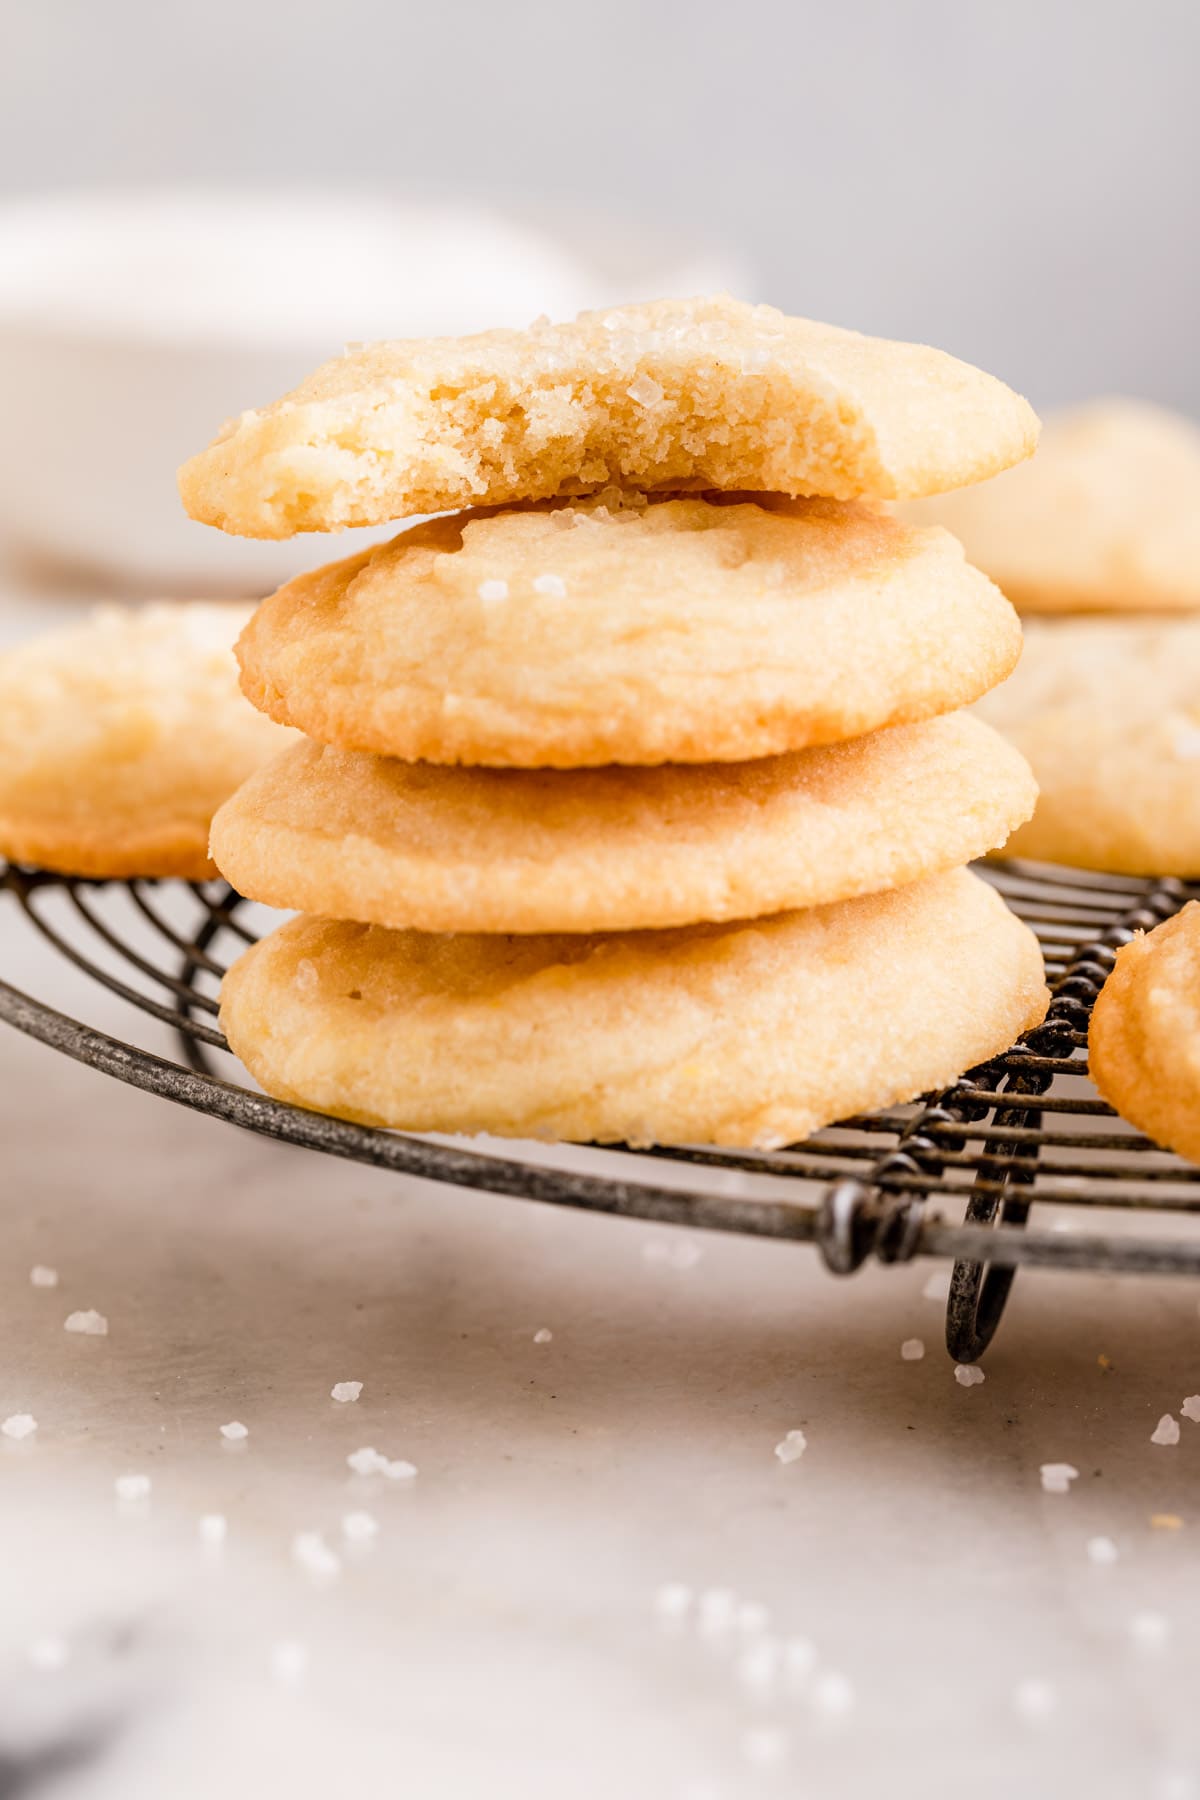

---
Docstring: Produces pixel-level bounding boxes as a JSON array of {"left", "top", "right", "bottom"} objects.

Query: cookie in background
[
  {"left": 978, "top": 616, "right": 1200, "bottom": 875},
  {"left": 1090, "top": 902, "right": 1200, "bottom": 1164},
  {"left": 0, "top": 604, "right": 295, "bottom": 879},
  {"left": 902, "top": 398, "right": 1200, "bottom": 614}
]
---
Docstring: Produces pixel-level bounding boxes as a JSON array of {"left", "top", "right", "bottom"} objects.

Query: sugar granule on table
[
  {"left": 1040, "top": 1462, "right": 1079, "bottom": 1495},
  {"left": 331, "top": 1381, "right": 362, "bottom": 1403},
  {"left": 1130, "top": 1611, "right": 1171, "bottom": 1653},
  {"left": 698, "top": 1587, "right": 737, "bottom": 1634},
  {"left": 532, "top": 573, "right": 567, "bottom": 597},
  {"left": 740, "top": 1725, "right": 790, "bottom": 1769},
  {"left": 1181, "top": 1395, "right": 1200, "bottom": 1423},
  {"left": 64, "top": 1310, "right": 107, "bottom": 1336},
  {"left": 923, "top": 1269, "right": 951, "bottom": 1302},
  {"left": 812, "top": 1670, "right": 856, "bottom": 1719},
  {"left": 532, "top": 1327, "right": 553, "bottom": 1344},
  {"left": 1087, "top": 1536, "right": 1119, "bottom": 1565},
  {"left": 346, "top": 1446, "right": 417, "bottom": 1480},
  {"left": 954, "top": 1364, "right": 986, "bottom": 1388},
  {"left": 292, "top": 1531, "right": 340, "bottom": 1580},
  {"left": 652, "top": 1581, "right": 692, "bottom": 1623},
  {"left": 901, "top": 1338, "right": 926, "bottom": 1362},
  {"left": 774, "top": 1428, "right": 807, "bottom": 1464},
  {"left": 2, "top": 1413, "right": 37, "bottom": 1441},
  {"left": 347, "top": 1446, "right": 385, "bottom": 1475},
  {"left": 198, "top": 1513, "right": 227, "bottom": 1547},
  {"left": 269, "top": 1639, "right": 309, "bottom": 1686},
  {"left": 783, "top": 1637, "right": 818, "bottom": 1687},
  {"left": 27, "top": 1635, "right": 69, "bottom": 1671},
  {"left": 29, "top": 1265, "right": 59, "bottom": 1289},
  {"left": 737, "top": 1639, "right": 782, "bottom": 1695},
  {"left": 114, "top": 1473, "right": 150, "bottom": 1502},
  {"left": 477, "top": 578, "right": 508, "bottom": 603},
  {"left": 220, "top": 1421, "right": 248, "bottom": 1441},
  {"left": 341, "top": 1510, "right": 379, "bottom": 1543},
  {"left": 1013, "top": 1678, "right": 1057, "bottom": 1723},
  {"left": 1152, "top": 1414, "right": 1181, "bottom": 1446},
  {"left": 641, "top": 1235, "right": 702, "bottom": 1270}
]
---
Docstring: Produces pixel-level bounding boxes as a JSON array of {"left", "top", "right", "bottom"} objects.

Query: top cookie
[
  {"left": 904, "top": 400, "right": 1200, "bottom": 613},
  {"left": 0, "top": 602, "right": 293, "bottom": 879},
  {"left": 179, "top": 295, "right": 1039, "bottom": 537}
]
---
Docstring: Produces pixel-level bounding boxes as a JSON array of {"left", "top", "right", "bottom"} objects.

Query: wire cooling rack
[{"left": 1, "top": 858, "right": 1198, "bottom": 1360}]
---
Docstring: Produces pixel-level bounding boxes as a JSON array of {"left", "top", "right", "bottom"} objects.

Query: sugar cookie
[
  {"left": 0, "top": 604, "right": 293, "bottom": 879},
  {"left": 211, "top": 714, "right": 1035, "bottom": 934},
  {"left": 219, "top": 868, "right": 1049, "bottom": 1149},
  {"left": 180, "top": 295, "right": 1038, "bottom": 537},
  {"left": 237, "top": 493, "right": 1020, "bottom": 767}
]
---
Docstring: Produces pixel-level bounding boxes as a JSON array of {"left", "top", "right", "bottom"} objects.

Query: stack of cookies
[{"left": 181, "top": 297, "right": 1050, "bottom": 1149}]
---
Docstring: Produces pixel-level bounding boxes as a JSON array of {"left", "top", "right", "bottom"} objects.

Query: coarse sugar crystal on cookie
[
  {"left": 0, "top": 603, "right": 295, "bottom": 879},
  {"left": 236, "top": 492, "right": 1022, "bottom": 767},
  {"left": 1090, "top": 903, "right": 1200, "bottom": 1164},
  {"left": 180, "top": 295, "right": 1039, "bottom": 537},
  {"left": 977, "top": 616, "right": 1200, "bottom": 874},
  {"left": 218, "top": 868, "right": 1049, "bottom": 1149},
  {"left": 210, "top": 714, "right": 1037, "bottom": 935},
  {"left": 904, "top": 400, "right": 1200, "bottom": 614}
]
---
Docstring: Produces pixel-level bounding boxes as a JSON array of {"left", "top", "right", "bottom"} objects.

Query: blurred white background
[{"left": 4, "top": 0, "right": 1198, "bottom": 409}]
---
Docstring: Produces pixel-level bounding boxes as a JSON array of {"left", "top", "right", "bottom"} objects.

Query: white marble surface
[{"left": 2, "top": 591, "right": 1200, "bottom": 1799}]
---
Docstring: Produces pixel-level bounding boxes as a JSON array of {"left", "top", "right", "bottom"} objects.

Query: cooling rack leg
[{"left": 944, "top": 1240, "right": 1023, "bottom": 1364}]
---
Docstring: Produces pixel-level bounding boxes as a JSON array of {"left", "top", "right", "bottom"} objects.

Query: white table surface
[{"left": 1, "top": 586, "right": 1199, "bottom": 1800}]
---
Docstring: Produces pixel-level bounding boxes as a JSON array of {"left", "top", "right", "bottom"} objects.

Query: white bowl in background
[{"left": 0, "top": 190, "right": 753, "bottom": 595}]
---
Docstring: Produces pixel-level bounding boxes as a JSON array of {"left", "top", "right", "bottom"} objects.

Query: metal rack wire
[{"left": 1, "top": 858, "right": 1198, "bottom": 1361}]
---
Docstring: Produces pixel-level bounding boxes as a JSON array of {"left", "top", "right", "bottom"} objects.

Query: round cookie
[
  {"left": 0, "top": 603, "right": 294, "bottom": 879},
  {"left": 905, "top": 400, "right": 1200, "bottom": 614},
  {"left": 1090, "top": 903, "right": 1200, "bottom": 1163},
  {"left": 977, "top": 617, "right": 1200, "bottom": 874},
  {"left": 219, "top": 868, "right": 1049, "bottom": 1150},
  {"left": 237, "top": 492, "right": 1021, "bottom": 767},
  {"left": 179, "top": 294, "right": 1039, "bottom": 538},
  {"left": 211, "top": 714, "right": 1036, "bottom": 934}
]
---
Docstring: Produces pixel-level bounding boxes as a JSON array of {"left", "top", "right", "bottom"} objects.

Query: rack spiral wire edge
[{"left": 2, "top": 857, "right": 1199, "bottom": 1361}]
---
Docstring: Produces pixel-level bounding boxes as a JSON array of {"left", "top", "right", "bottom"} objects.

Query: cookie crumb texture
[
  {"left": 219, "top": 868, "right": 1049, "bottom": 1149},
  {"left": 1090, "top": 903, "right": 1200, "bottom": 1163},
  {"left": 210, "top": 714, "right": 1036, "bottom": 935},
  {"left": 236, "top": 493, "right": 1020, "bottom": 767},
  {"left": 180, "top": 296, "right": 1038, "bottom": 538},
  {"left": 0, "top": 604, "right": 293, "bottom": 879}
]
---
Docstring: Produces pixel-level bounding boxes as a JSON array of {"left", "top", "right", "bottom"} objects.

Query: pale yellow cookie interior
[
  {"left": 1090, "top": 903, "right": 1200, "bottom": 1163},
  {"left": 237, "top": 492, "right": 1021, "bottom": 767},
  {"left": 978, "top": 616, "right": 1200, "bottom": 874},
  {"left": 904, "top": 400, "right": 1200, "bottom": 613},
  {"left": 180, "top": 295, "right": 1038, "bottom": 538},
  {"left": 0, "top": 603, "right": 294, "bottom": 879},
  {"left": 219, "top": 868, "right": 1049, "bottom": 1149},
  {"left": 211, "top": 713, "right": 1036, "bottom": 934}
]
